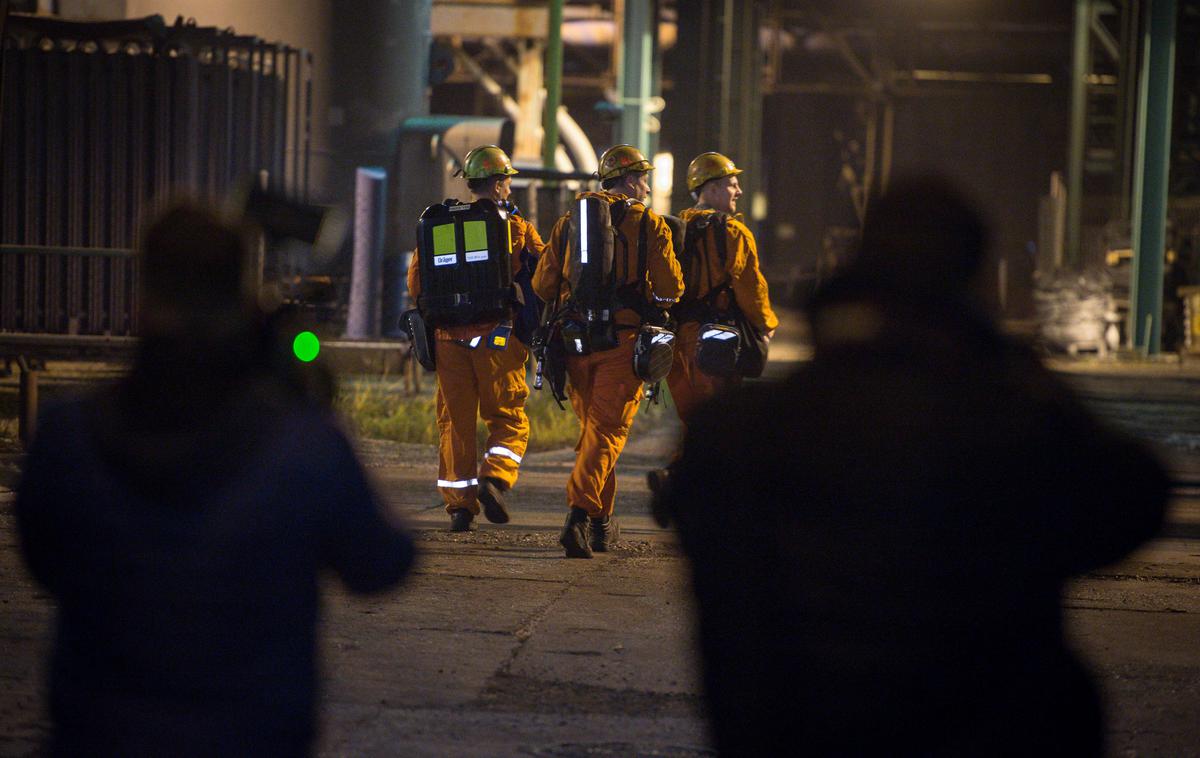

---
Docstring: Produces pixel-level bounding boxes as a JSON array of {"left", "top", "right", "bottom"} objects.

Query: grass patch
[
  {"left": 336, "top": 373, "right": 675, "bottom": 452},
  {"left": 0, "top": 364, "right": 676, "bottom": 456}
]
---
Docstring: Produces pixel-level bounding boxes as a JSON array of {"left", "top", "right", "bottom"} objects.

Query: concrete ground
[
  {"left": 0, "top": 420, "right": 716, "bottom": 758},
  {"left": 2, "top": 310, "right": 1199, "bottom": 756}
]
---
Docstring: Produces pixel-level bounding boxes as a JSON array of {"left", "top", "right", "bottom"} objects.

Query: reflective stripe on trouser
[
  {"left": 565, "top": 330, "right": 644, "bottom": 518},
  {"left": 435, "top": 337, "right": 531, "bottom": 514},
  {"left": 665, "top": 320, "right": 740, "bottom": 430}
]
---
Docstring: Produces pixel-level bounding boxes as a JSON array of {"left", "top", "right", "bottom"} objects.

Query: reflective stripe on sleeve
[
  {"left": 486, "top": 446, "right": 523, "bottom": 464},
  {"left": 579, "top": 198, "right": 589, "bottom": 264},
  {"left": 437, "top": 478, "right": 479, "bottom": 489}
]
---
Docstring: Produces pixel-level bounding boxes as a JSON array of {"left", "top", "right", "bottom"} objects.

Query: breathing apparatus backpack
[
  {"left": 557, "top": 195, "right": 651, "bottom": 355},
  {"left": 532, "top": 195, "right": 675, "bottom": 404},
  {"left": 415, "top": 198, "right": 514, "bottom": 327},
  {"left": 675, "top": 211, "right": 768, "bottom": 378}
]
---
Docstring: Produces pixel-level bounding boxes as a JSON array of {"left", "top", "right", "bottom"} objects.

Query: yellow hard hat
[
  {"left": 597, "top": 144, "right": 653, "bottom": 181},
  {"left": 459, "top": 145, "right": 519, "bottom": 180},
  {"left": 687, "top": 151, "right": 743, "bottom": 192}
]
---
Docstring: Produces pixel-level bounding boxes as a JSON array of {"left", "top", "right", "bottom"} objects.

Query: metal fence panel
[{"left": 0, "top": 14, "right": 312, "bottom": 335}]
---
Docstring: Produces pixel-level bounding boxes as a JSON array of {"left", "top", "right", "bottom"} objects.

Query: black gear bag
[
  {"left": 415, "top": 198, "right": 513, "bottom": 326},
  {"left": 633, "top": 325, "right": 676, "bottom": 383},
  {"left": 696, "top": 323, "right": 741, "bottom": 377},
  {"left": 398, "top": 308, "right": 436, "bottom": 370}
]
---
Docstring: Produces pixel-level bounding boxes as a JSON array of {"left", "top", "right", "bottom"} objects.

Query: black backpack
[
  {"left": 676, "top": 212, "right": 770, "bottom": 378},
  {"left": 554, "top": 195, "right": 651, "bottom": 354},
  {"left": 677, "top": 211, "right": 732, "bottom": 315},
  {"left": 415, "top": 198, "right": 514, "bottom": 326},
  {"left": 563, "top": 195, "right": 649, "bottom": 317}
]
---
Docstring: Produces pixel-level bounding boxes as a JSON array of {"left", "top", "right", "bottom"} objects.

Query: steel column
[
  {"left": 618, "top": 0, "right": 655, "bottom": 153},
  {"left": 1066, "top": 0, "right": 1092, "bottom": 268},
  {"left": 542, "top": 0, "right": 564, "bottom": 169},
  {"left": 1129, "top": 0, "right": 1177, "bottom": 354},
  {"left": 346, "top": 167, "right": 387, "bottom": 339}
]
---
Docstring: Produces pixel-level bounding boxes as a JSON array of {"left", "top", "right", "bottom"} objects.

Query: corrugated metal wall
[{"left": 0, "top": 14, "right": 311, "bottom": 335}]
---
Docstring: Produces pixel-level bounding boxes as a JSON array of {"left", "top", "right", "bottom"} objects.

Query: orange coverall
[
  {"left": 532, "top": 191, "right": 684, "bottom": 518},
  {"left": 408, "top": 212, "right": 546, "bottom": 515},
  {"left": 666, "top": 208, "right": 778, "bottom": 426}
]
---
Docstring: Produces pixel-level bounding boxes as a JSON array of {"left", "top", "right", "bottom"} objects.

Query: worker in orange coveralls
[
  {"left": 533, "top": 144, "right": 684, "bottom": 558},
  {"left": 407, "top": 145, "right": 545, "bottom": 532},
  {"left": 648, "top": 152, "right": 778, "bottom": 526}
]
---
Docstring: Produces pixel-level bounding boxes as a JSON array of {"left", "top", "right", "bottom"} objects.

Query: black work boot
[
  {"left": 478, "top": 477, "right": 511, "bottom": 524},
  {"left": 589, "top": 515, "right": 619, "bottom": 553},
  {"left": 559, "top": 507, "right": 593, "bottom": 559},
  {"left": 646, "top": 467, "right": 673, "bottom": 528},
  {"left": 449, "top": 509, "right": 474, "bottom": 532}
]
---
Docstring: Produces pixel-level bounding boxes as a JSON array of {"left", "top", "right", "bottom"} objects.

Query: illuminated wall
[{"left": 57, "top": 0, "right": 334, "bottom": 199}]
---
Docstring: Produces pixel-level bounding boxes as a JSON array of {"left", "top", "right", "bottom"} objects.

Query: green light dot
[{"left": 293, "top": 331, "right": 320, "bottom": 362}]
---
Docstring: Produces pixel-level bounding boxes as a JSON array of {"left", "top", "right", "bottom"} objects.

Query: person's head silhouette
[
  {"left": 851, "top": 175, "right": 988, "bottom": 295},
  {"left": 139, "top": 202, "right": 256, "bottom": 339}
]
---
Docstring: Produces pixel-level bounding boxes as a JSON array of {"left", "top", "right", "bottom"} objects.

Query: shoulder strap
[
  {"left": 612, "top": 198, "right": 640, "bottom": 286},
  {"left": 680, "top": 215, "right": 704, "bottom": 295},
  {"left": 637, "top": 204, "right": 649, "bottom": 282},
  {"left": 713, "top": 213, "right": 730, "bottom": 268},
  {"left": 699, "top": 213, "right": 739, "bottom": 310},
  {"left": 555, "top": 209, "right": 574, "bottom": 309}
]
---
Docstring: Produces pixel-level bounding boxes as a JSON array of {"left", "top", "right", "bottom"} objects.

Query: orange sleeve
[
  {"left": 728, "top": 221, "right": 778, "bottom": 332},
  {"left": 644, "top": 209, "right": 684, "bottom": 307},
  {"left": 511, "top": 214, "right": 547, "bottom": 275},
  {"left": 508, "top": 216, "right": 525, "bottom": 274},
  {"left": 406, "top": 248, "right": 421, "bottom": 300},
  {"left": 532, "top": 215, "right": 568, "bottom": 303},
  {"left": 521, "top": 216, "right": 548, "bottom": 257}
]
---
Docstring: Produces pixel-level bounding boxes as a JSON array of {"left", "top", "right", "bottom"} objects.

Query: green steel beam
[
  {"left": 619, "top": 0, "right": 655, "bottom": 153},
  {"left": 1066, "top": 0, "right": 1091, "bottom": 268},
  {"left": 542, "top": 0, "right": 564, "bottom": 169},
  {"left": 1129, "top": 0, "right": 1177, "bottom": 354}
]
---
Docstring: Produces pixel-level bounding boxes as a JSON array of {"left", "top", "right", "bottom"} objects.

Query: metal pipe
[
  {"left": 453, "top": 44, "right": 521, "bottom": 119},
  {"left": 1129, "top": 0, "right": 1177, "bottom": 355},
  {"left": 346, "top": 167, "right": 387, "bottom": 339},
  {"left": 1091, "top": 4, "right": 1120, "bottom": 61},
  {"left": 880, "top": 99, "right": 894, "bottom": 193},
  {"left": 557, "top": 106, "right": 597, "bottom": 174},
  {"left": 1117, "top": 0, "right": 1140, "bottom": 221},
  {"left": 719, "top": 0, "right": 734, "bottom": 153},
  {"left": 304, "top": 51, "right": 312, "bottom": 201},
  {"left": 542, "top": 0, "right": 564, "bottom": 169},
  {"left": 1066, "top": 0, "right": 1091, "bottom": 269},
  {"left": 0, "top": 0, "right": 10, "bottom": 152},
  {"left": 862, "top": 102, "right": 878, "bottom": 220}
]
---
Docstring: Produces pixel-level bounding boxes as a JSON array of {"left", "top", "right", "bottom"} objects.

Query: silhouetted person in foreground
[
  {"left": 16, "top": 203, "right": 415, "bottom": 757},
  {"left": 663, "top": 176, "right": 1169, "bottom": 756}
]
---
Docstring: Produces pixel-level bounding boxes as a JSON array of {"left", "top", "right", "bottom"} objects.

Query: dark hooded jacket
[
  {"left": 667, "top": 179, "right": 1169, "bottom": 756},
  {"left": 16, "top": 329, "right": 414, "bottom": 757}
]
